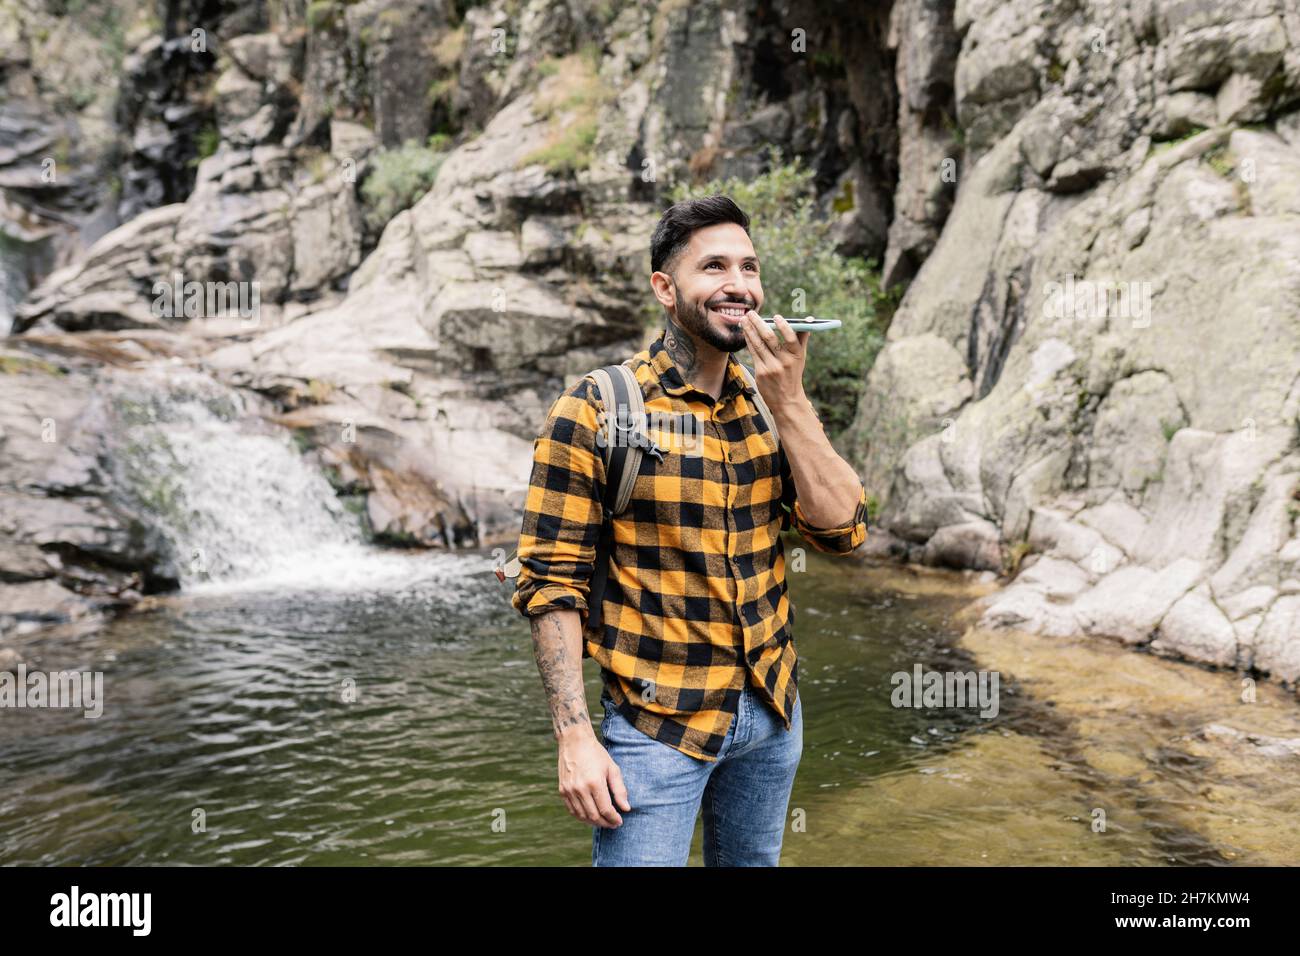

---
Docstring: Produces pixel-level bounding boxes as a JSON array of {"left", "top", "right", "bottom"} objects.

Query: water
[
  {"left": 5, "top": 552, "right": 1298, "bottom": 866},
  {"left": 97, "top": 365, "right": 364, "bottom": 586}
]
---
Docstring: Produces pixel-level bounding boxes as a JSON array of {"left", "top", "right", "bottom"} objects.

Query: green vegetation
[
  {"left": 425, "top": 26, "right": 466, "bottom": 117},
  {"left": 304, "top": 147, "right": 335, "bottom": 184},
  {"left": 940, "top": 108, "right": 965, "bottom": 148},
  {"left": 0, "top": 354, "right": 63, "bottom": 376},
  {"left": 668, "top": 148, "right": 896, "bottom": 440},
  {"left": 426, "top": 76, "right": 456, "bottom": 111},
  {"left": 359, "top": 136, "right": 449, "bottom": 230},
  {"left": 520, "top": 45, "right": 609, "bottom": 175},
  {"left": 431, "top": 25, "right": 466, "bottom": 68},
  {"left": 1149, "top": 125, "right": 1209, "bottom": 154},
  {"left": 1200, "top": 142, "right": 1252, "bottom": 212},
  {"left": 290, "top": 428, "right": 315, "bottom": 454},
  {"left": 1005, "top": 538, "right": 1033, "bottom": 576},
  {"left": 523, "top": 119, "right": 598, "bottom": 175},
  {"left": 1203, "top": 142, "right": 1235, "bottom": 177},
  {"left": 809, "top": 50, "right": 845, "bottom": 77},
  {"left": 307, "top": 1, "right": 341, "bottom": 31},
  {"left": 190, "top": 124, "right": 221, "bottom": 167}
]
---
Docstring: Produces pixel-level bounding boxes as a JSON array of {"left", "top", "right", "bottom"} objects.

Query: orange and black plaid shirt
[{"left": 511, "top": 327, "right": 869, "bottom": 761}]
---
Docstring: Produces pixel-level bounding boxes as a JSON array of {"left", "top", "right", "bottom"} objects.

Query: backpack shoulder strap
[
  {"left": 582, "top": 361, "right": 644, "bottom": 637},
  {"left": 586, "top": 362, "right": 644, "bottom": 517},
  {"left": 736, "top": 363, "right": 780, "bottom": 450},
  {"left": 607, "top": 363, "right": 645, "bottom": 514}
]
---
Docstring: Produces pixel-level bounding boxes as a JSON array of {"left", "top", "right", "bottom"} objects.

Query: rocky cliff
[
  {"left": 844, "top": 0, "right": 1300, "bottom": 686},
  {"left": 2, "top": 0, "right": 1299, "bottom": 690}
]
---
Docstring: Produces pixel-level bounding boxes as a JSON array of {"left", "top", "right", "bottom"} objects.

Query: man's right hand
[
  {"left": 557, "top": 726, "right": 631, "bottom": 828},
  {"left": 526, "top": 607, "right": 631, "bottom": 827}
]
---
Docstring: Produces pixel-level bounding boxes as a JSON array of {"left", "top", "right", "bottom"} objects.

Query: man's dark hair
[{"left": 649, "top": 195, "right": 751, "bottom": 276}]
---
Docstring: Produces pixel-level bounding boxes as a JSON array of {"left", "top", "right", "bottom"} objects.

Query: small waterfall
[
  {"left": 102, "top": 365, "right": 368, "bottom": 588},
  {"left": 1, "top": 232, "right": 29, "bottom": 338}
]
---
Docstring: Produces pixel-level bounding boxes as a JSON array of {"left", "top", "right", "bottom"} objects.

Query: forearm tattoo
[{"left": 531, "top": 613, "right": 589, "bottom": 737}]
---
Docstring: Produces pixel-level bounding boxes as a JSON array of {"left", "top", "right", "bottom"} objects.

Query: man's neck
[{"left": 664, "top": 315, "right": 727, "bottom": 401}]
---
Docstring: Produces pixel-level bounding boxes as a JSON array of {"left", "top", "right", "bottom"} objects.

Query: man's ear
[{"left": 649, "top": 271, "right": 677, "bottom": 311}]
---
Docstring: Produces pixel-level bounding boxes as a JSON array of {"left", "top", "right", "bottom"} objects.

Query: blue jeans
[{"left": 592, "top": 682, "right": 803, "bottom": 866}]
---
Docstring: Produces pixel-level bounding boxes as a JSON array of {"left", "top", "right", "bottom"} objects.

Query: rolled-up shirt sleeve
[
  {"left": 779, "top": 445, "right": 869, "bottom": 555},
  {"left": 511, "top": 376, "right": 607, "bottom": 622}
]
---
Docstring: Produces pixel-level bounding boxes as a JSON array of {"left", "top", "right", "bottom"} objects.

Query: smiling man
[{"left": 512, "top": 195, "right": 869, "bottom": 866}]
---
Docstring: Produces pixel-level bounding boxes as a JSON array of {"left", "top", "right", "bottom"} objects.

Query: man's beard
[{"left": 670, "top": 279, "right": 755, "bottom": 353}]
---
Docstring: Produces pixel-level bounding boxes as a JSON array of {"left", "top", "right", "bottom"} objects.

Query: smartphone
[{"left": 759, "top": 317, "right": 842, "bottom": 332}]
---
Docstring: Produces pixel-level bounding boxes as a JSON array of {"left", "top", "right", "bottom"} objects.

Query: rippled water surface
[{"left": 3, "top": 549, "right": 1298, "bottom": 865}]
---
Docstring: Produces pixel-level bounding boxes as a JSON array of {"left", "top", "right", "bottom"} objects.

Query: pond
[{"left": 3, "top": 548, "right": 1298, "bottom": 865}]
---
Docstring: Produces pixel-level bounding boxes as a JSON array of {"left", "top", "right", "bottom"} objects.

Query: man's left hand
[{"left": 740, "top": 311, "right": 811, "bottom": 413}]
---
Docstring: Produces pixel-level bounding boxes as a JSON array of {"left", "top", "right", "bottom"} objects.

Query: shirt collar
[{"left": 646, "top": 327, "right": 753, "bottom": 404}]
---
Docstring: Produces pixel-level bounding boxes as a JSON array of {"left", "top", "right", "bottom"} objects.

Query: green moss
[
  {"left": 307, "top": 0, "right": 341, "bottom": 31},
  {"left": 188, "top": 124, "right": 221, "bottom": 169},
  {"left": 0, "top": 354, "right": 63, "bottom": 376},
  {"left": 426, "top": 76, "right": 456, "bottom": 110},
  {"left": 305, "top": 148, "right": 334, "bottom": 184},
  {"left": 831, "top": 177, "right": 855, "bottom": 214},
  {"left": 809, "top": 49, "right": 845, "bottom": 77},
  {"left": 1149, "top": 125, "right": 1209, "bottom": 155},
  {"left": 290, "top": 428, "right": 315, "bottom": 454},
  {"left": 1203, "top": 143, "right": 1235, "bottom": 178},
  {"left": 940, "top": 108, "right": 965, "bottom": 148},
  {"left": 1005, "top": 538, "right": 1033, "bottom": 576}
]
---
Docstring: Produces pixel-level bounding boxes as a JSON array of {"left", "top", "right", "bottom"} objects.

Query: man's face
[{"left": 661, "top": 223, "right": 763, "bottom": 353}]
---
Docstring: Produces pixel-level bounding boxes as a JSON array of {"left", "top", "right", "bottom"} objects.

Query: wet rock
[
  {"left": 1151, "top": 585, "right": 1238, "bottom": 667},
  {"left": 1200, "top": 723, "right": 1300, "bottom": 759}
]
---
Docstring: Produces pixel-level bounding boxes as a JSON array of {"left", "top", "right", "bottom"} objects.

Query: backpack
[{"left": 499, "top": 360, "right": 781, "bottom": 634}]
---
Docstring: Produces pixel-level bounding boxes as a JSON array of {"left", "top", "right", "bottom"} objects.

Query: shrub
[
  {"left": 359, "top": 138, "right": 447, "bottom": 231},
  {"left": 667, "top": 147, "right": 894, "bottom": 439}
]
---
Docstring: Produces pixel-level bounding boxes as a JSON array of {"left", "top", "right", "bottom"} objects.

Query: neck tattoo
[{"left": 664, "top": 315, "right": 699, "bottom": 380}]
